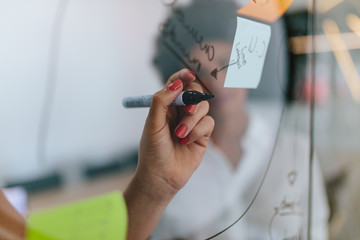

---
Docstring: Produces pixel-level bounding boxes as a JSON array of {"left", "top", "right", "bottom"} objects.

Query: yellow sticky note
[
  {"left": 237, "top": 0, "right": 294, "bottom": 23},
  {"left": 26, "top": 191, "right": 127, "bottom": 240}
]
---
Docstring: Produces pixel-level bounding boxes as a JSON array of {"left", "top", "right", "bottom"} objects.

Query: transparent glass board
[{"left": 3, "top": 0, "right": 360, "bottom": 239}]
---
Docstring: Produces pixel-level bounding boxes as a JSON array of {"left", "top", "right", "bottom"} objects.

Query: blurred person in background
[{"left": 152, "top": 0, "right": 329, "bottom": 239}]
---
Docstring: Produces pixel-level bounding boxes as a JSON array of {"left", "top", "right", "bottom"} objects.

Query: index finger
[
  {"left": 165, "top": 68, "right": 197, "bottom": 88},
  {"left": 167, "top": 68, "right": 213, "bottom": 95}
]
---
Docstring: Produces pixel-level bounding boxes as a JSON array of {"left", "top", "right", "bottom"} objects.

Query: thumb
[{"left": 146, "top": 79, "right": 183, "bottom": 131}]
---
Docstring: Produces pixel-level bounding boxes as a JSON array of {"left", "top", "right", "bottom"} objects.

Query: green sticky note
[{"left": 26, "top": 191, "right": 127, "bottom": 240}]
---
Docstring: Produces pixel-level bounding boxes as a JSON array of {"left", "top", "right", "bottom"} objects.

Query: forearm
[
  {"left": 123, "top": 172, "right": 176, "bottom": 240},
  {"left": 0, "top": 190, "right": 25, "bottom": 240}
]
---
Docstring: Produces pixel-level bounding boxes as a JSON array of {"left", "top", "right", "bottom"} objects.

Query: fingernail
[
  {"left": 189, "top": 70, "right": 196, "bottom": 79},
  {"left": 180, "top": 136, "right": 189, "bottom": 145},
  {"left": 175, "top": 124, "right": 187, "bottom": 138},
  {"left": 168, "top": 79, "right": 182, "bottom": 91},
  {"left": 185, "top": 105, "right": 196, "bottom": 114}
]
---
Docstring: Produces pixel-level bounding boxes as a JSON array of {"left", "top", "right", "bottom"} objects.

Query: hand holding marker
[{"left": 124, "top": 69, "right": 215, "bottom": 239}]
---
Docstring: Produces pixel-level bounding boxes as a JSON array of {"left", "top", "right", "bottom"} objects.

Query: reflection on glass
[
  {"left": 5, "top": 0, "right": 360, "bottom": 239},
  {"left": 315, "top": 0, "right": 360, "bottom": 239}
]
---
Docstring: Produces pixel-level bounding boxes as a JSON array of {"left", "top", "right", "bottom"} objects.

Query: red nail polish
[
  {"left": 168, "top": 79, "right": 182, "bottom": 91},
  {"left": 189, "top": 70, "right": 196, "bottom": 79},
  {"left": 185, "top": 105, "right": 196, "bottom": 114},
  {"left": 175, "top": 124, "right": 187, "bottom": 138},
  {"left": 180, "top": 136, "right": 189, "bottom": 145}
]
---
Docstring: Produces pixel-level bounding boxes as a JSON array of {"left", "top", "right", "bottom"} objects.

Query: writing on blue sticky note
[{"left": 224, "top": 17, "right": 271, "bottom": 89}]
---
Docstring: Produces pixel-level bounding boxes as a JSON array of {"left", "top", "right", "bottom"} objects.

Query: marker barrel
[
  {"left": 122, "top": 95, "right": 153, "bottom": 108},
  {"left": 122, "top": 92, "right": 185, "bottom": 108}
]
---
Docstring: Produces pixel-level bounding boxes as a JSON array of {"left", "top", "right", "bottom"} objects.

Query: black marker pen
[{"left": 122, "top": 91, "right": 214, "bottom": 108}]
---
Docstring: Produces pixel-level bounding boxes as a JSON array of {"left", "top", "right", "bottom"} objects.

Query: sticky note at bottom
[
  {"left": 26, "top": 191, "right": 127, "bottom": 240},
  {"left": 224, "top": 17, "right": 271, "bottom": 89}
]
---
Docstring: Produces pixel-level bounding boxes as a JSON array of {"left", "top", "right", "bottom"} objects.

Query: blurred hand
[
  {"left": 124, "top": 68, "right": 214, "bottom": 239},
  {"left": 0, "top": 191, "right": 25, "bottom": 240}
]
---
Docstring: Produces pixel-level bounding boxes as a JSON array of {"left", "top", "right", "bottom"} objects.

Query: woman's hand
[
  {"left": 139, "top": 68, "right": 214, "bottom": 195},
  {"left": 124, "top": 68, "right": 214, "bottom": 239}
]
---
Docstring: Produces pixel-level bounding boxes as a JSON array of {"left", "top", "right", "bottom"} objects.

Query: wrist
[
  {"left": 126, "top": 169, "right": 177, "bottom": 204},
  {"left": 123, "top": 170, "right": 177, "bottom": 240}
]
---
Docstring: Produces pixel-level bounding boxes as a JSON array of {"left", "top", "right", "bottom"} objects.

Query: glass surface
[
  {"left": 152, "top": 1, "right": 317, "bottom": 239},
  {"left": 313, "top": 0, "right": 360, "bottom": 239},
  {"left": 1, "top": 0, "right": 359, "bottom": 239}
]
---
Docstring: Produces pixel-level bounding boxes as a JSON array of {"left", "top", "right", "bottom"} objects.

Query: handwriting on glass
[
  {"left": 268, "top": 170, "right": 305, "bottom": 240},
  {"left": 160, "top": 7, "right": 216, "bottom": 72}
]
